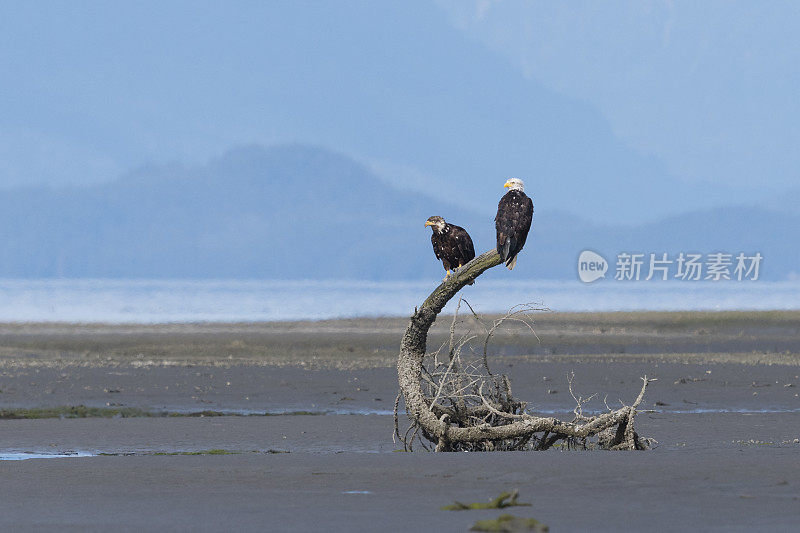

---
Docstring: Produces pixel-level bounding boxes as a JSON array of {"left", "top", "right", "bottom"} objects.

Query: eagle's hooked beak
[
  {"left": 503, "top": 180, "right": 512, "bottom": 189},
  {"left": 424, "top": 221, "right": 433, "bottom": 227}
]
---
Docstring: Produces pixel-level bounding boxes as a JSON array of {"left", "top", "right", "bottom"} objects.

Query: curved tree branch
[{"left": 396, "top": 249, "right": 651, "bottom": 451}]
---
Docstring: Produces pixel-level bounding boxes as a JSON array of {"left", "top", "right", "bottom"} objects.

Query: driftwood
[{"left": 396, "top": 249, "right": 653, "bottom": 452}]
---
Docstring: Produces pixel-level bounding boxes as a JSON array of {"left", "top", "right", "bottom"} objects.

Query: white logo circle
[{"left": 578, "top": 250, "right": 608, "bottom": 283}]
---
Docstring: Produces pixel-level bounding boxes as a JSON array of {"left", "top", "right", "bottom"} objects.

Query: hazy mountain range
[
  {"left": 1, "top": 144, "right": 797, "bottom": 281},
  {"left": 2, "top": 2, "right": 792, "bottom": 225}
]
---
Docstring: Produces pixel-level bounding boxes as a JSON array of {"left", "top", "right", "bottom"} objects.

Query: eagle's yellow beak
[
  {"left": 503, "top": 181, "right": 512, "bottom": 188},
  {"left": 424, "top": 221, "right": 433, "bottom": 227}
]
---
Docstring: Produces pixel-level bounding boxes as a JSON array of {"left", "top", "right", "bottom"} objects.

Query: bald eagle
[
  {"left": 425, "top": 216, "right": 475, "bottom": 280},
  {"left": 495, "top": 178, "right": 533, "bottom": 270}
]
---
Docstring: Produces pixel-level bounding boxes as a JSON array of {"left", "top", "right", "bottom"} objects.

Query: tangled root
[{"left": 395, "top": 249, "right": 655, "bottom": 452}]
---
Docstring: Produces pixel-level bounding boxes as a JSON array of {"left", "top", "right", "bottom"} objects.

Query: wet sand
[
  {"left": 1, "top": 446, "right": 798, "bottom": 532},
  {"left": 0, "top": 312, "right": 798, "bottom": 531}
]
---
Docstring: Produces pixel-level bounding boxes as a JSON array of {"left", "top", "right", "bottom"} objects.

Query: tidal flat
[{"left": 0, "top": 312, "right": 798, "bottom": 531}]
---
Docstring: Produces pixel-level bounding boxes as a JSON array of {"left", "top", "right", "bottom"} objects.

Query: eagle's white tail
[{"left": 506, "top": 255, "right": 517, "bottom": 270}]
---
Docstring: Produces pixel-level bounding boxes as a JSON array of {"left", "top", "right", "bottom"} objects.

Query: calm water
[
  {"left": 0, "top": 279, "right": 798, "bottom": 323},
  {"left": 0, "top": 451, "right": 95, "bottom": 461}
]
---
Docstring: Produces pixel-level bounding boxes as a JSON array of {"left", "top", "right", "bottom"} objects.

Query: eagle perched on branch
[
  {"left": 495, "top": 178, "right": 533, "bottom": 270},
  {"left": 425, "top": 216, "right": 475, "bottom": 280}
]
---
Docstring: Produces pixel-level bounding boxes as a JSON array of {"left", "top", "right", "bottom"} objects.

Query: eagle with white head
[{"left": 495, "top": 178, "right": 534, "bottom": 270}]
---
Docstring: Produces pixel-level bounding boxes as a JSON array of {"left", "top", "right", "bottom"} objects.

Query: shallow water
[
  {"left": 202, "top": 406, "right": 800, "bottom": 417},
  {"left": 0, "top": 279, "right": 799, "bottom": 322},
  {"left": 0, "top": 451, "right": 95, "bottom": 461},
  {"left": 650, "top": 407, "right": 800, "bottom": 414}
]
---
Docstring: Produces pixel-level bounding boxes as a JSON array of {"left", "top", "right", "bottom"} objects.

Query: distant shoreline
[{"left": 0, "top": 310, "right": 796, "bottom": 369}]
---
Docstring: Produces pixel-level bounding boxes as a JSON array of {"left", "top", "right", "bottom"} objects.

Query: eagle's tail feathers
[
  {"left": 499, "top": 239, "right": 511, "bottom": 262},
  {"left": 506, "top": 255, "right": 517, "bottom": 270}
]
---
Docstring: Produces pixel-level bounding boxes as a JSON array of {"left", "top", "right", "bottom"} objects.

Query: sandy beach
[{"left": 0, "top": 312, "right": 798, "bottom": 531}]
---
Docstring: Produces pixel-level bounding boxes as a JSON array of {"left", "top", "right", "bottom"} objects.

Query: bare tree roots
[{"left": 395, "top": 249, "right": 654, "bottom": 452}]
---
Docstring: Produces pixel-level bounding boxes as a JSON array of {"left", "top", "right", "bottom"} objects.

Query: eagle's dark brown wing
[{"left": 449, "top": 224, "right": 475, "bottom": 267}]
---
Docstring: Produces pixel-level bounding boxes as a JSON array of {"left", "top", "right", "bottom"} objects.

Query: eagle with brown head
[{"left": 425, "top": 216, "right": 476, "bottom": 280}]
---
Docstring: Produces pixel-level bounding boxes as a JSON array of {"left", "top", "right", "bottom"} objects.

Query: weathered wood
[
  {"left": 397, "top": 250, "right": 502, "bottom": 444},
  {"left": 396, "top": 248, "right": 649, "bottom": 450}
]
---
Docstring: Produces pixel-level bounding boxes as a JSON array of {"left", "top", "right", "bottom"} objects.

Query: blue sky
[{"left": 1, "top": 1, "right": 798, "bottom": 223}]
